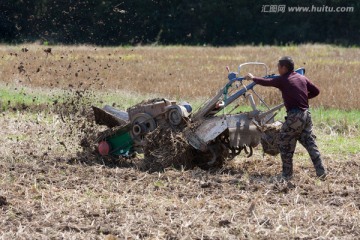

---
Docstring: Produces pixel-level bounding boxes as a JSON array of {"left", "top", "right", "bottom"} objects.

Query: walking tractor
[{"left": 92, "top": 62, "right": 306, "bottom": 165}]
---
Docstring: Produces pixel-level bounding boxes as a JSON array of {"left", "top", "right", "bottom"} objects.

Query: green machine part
[{"left": 105, "top": 125, "right": 134, "bottom": 156}]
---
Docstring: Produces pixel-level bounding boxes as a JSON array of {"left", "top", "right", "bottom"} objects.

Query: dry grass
[
  {"left": 0, "top": 44, "right": 360, "bottom": 239},
  {"left": 1, "top": 44, "right": 360, "bottom": 109}
]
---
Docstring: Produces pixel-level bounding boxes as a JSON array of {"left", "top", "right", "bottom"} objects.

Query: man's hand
[{"left": 245, "top": 73, "right": 254, "bottom": 80}]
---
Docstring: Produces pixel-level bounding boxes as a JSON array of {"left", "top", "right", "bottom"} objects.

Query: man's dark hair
[{"left": 278, "top": 56, "right": 294, "bottom": 72}]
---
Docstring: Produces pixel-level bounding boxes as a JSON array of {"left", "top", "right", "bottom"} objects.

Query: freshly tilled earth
[{"left": 0, "top": 108, "right": 359, "bottom": 239}]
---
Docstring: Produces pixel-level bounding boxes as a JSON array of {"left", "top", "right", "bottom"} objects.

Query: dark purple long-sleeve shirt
[{"left": 253, "top": 71, "right": 320, "bottom": 112}]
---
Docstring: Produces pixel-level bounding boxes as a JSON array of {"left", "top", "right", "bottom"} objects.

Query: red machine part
[{"left": 98, "top": 141, "right": 110, "bottom": 156}]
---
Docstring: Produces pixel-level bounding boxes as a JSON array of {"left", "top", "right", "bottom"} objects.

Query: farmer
[{"left": 245, "top": 56, "right": 326, "bottom": 180}]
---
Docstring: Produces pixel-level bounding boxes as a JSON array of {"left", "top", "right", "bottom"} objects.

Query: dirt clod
[
  {"left": 143, "top": 123, "right": 194, "bottom": 172},
  {"left": 261, "top": 122, "right": 282, "bottom": 156},
  {"left": 219, "top": 219, "right": 231, "bottom": 227},
  {"left": 0, "top": 196, "right": 8, "bottom": 206}
]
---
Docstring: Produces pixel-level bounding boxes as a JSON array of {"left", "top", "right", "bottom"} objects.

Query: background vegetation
[{"left": 1, "top": 0, "right": 359, "bottom": 46}]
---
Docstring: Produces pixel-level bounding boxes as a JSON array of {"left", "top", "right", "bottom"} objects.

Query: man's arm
[
  {"left": 306, "top": 78, "right": 320, "bottom": 99},
  {"left": 245, "top": 73, "right": 281, "bottom": 88},
  {"left": 253, "top": 77, "right": 282, "bottom": 88}
]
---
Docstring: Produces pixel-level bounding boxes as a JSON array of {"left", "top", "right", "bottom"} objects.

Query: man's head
[{"left": 278, "top": 56, "right": 294, "bottom": 75}]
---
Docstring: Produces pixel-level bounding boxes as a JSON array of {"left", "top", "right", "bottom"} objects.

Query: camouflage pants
[{"left": 279, "top": 109, "right": 325, "bottom": 177}]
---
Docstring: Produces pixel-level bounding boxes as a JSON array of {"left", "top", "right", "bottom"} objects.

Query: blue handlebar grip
[{"left": 227, "top": 72, "right": 237, "bottom": 81}]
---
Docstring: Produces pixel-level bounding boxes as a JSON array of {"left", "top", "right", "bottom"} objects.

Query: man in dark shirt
[{"left": 245, "top": 56, "right": 326, "bottom": 180}]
